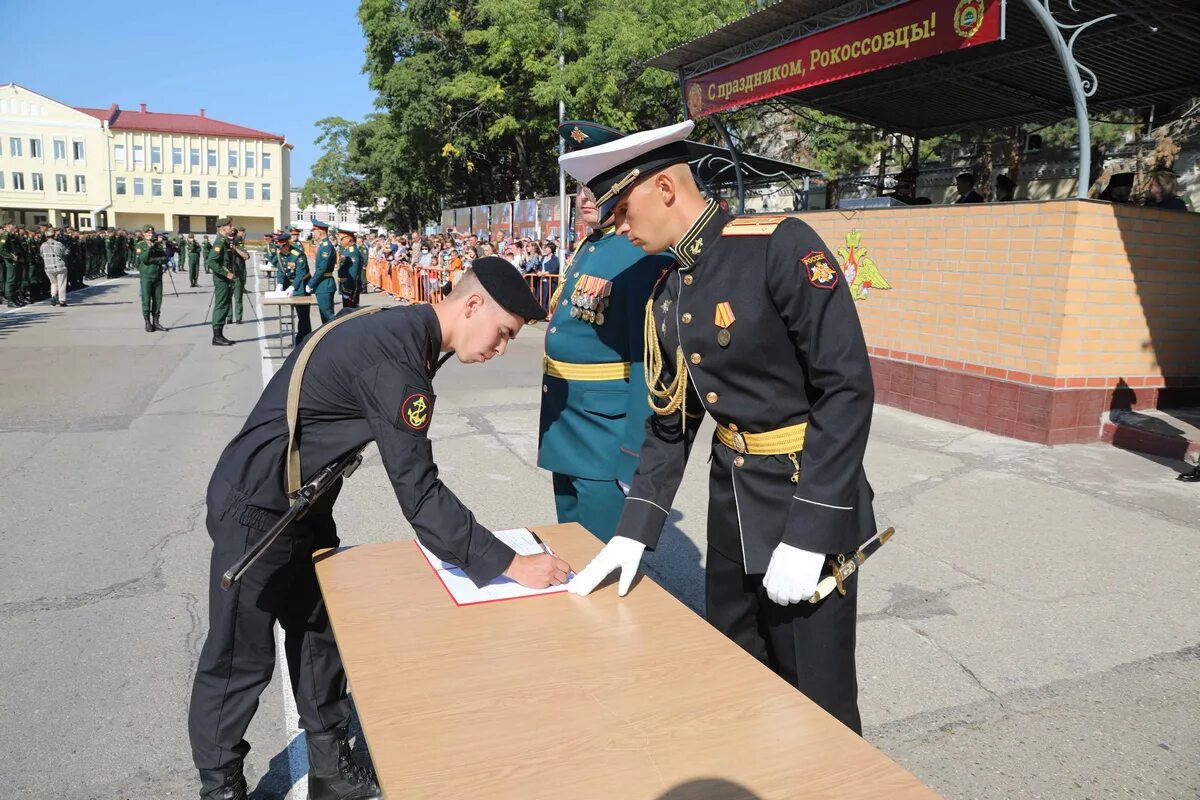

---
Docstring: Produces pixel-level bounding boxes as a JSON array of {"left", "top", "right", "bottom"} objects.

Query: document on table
[{"left": 416, "top": 528, "right": 573, "bottom": 606}]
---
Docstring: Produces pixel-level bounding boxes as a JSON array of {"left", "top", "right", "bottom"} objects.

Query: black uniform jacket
[
  {"left": 207, "top": 304, "right": 515, "bottom": 586},
  {"left": 612, "top": 203, "right": 876, "bottom": 572}
]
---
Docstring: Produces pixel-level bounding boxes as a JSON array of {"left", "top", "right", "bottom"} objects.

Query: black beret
[{"left": 469, "top": 256, "right": 546, "bottom": 322}]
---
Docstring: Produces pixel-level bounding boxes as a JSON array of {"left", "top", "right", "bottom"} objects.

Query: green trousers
[
  {"left": 0, "top": 257, "right": 15, "bottom": 298},
  {"left": 231, "top": 277, "right": 245, "bottom": 322},
  {"left": 140, "top": 269, "right": 163, "bottom": 315},
  {"left": 315, "top": 290, "right": 336, "bottom": 324},
  {"left": 212, "top": 275, "right": 232, "bottom": 327},
  {"left": 188, "top": 257, "right": 199, "bottom": 286}
]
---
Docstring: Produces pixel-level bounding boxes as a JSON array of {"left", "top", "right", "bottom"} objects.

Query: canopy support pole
[
  {"left": 1022, "top": 0, "right": 1125, "bottom": 198},
  {"left": 710, "top": 115, "right": 746, "bottom": 214}
]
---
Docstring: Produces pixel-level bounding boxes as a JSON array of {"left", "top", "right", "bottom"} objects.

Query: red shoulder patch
[{"left": 802, "top": 250, "right": 838, "bottom": 289}]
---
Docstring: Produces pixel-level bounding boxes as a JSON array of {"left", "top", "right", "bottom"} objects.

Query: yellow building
[{"left": 0, "top": 84, "right": 290, "bottom": 236}]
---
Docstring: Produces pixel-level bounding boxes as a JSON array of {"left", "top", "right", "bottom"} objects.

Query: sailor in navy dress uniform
[
  {"left": 538, "top": 121, "right": 674, "bottom": 543},
  {"left": 562, "top": 121, "right": 876, "bottom": 733},
  {"left": 187, "top": 259, "right": 565, "bottom": 800}
]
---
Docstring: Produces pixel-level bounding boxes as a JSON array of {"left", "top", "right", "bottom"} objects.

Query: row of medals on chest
[{"left": 570, "top": 274, "right": 611, "bottom": 325}]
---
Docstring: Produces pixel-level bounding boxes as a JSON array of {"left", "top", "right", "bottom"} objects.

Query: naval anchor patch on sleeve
[
  {"left": 802, "top": 250, "right": 838, "bottom": 289},
  {"left": 399, "top": 387, "right": 433, "bottom": 431}
]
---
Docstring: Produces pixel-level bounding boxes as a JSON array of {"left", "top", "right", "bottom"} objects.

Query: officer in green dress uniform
[
  {"left": 563, "top": 121, "right": 877, "bottom": 734},
  {"left": 336, "top": 228, "right": 365, "bottom": 309},
  {"left": 309, "top": 220, "right": 338, "bottom": 324},
  {"left": 274, "top": 231, "right": 314, "bottom": 347},
  {"left": 537, "top": 121, "right": 673, "bottom": 543},
  {"left": 207, "top": 217, "right": 237, "bottom": 346},
  {"left": 186, "top": 234, "right": 201, "bottom": 287},
  {"left": 135, "top": 224, "right": 170, "bottom": 332}
]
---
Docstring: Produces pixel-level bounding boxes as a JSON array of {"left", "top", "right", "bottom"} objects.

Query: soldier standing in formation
[
  {"left": 0, "top": 221, "right": 20, "bottom": 308},
  {"left": 537, "top": 121, "right": 674, "bottom": 543},
  {"left": 309, "top": 220, "right": 338, "bottom": 323},
  {"left": 206, "top": 217, "right": 237, "bottom": 347},
  {"left": 563, "top": 121, "right": 877, "bottom": 734},
  {"left": 230, "top": 227, "right": 249, "bottom": 324},
  {"left": 337, "top": 228, "right": 364, "bottom": 309},
  {"left": 134, "top": 224, "right": 170, "bottom": 333},
  {"left": 186, "top": 234, "right": 201, "bottom": 287},
  {"left": 201, "top": 235, "right": 213, "bottom": 275}
]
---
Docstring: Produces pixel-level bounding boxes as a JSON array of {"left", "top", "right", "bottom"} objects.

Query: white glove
[
  {"left": 284, "top": 285, "right": 295, "bottom": 297},
  {"left": 568, "top": 535, "right": 646, "bottom": 597},
  {"left": 763, "top": 543, "right": 826, "bottom": 605}
]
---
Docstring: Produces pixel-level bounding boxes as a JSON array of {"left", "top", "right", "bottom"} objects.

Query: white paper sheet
[{"left": 416, "top": 528, "right": 573, "bottom": 606}]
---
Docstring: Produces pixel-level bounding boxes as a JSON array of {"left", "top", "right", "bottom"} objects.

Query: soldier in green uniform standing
[
  {"left": 537, "top": 122, "right": 674, "bottom": 543},
  {"left": 274, "top": 231, "right": 313, "bottom": 346},
  {"left": 229, "top": 227, "right": 249, "bottom": 324},
  {"left": 135, "top": 224, "right": 170, "bottom": 332},
  {"left": 89, "top": 231, "right": 105, "bottom": 279},
  {"left": 206, "top": 218, "right": 237, "bottom": 346},
  {"left": 201, "top": 235, "right": 212, "bottom": 274},
  {"left": 336, "top": 228, "right": 364, "bottom": 309},
  {"left": 0, "top": 221, "right": 21, "bottom": 307},
  {"left": 186, "top": 234, "right": 201, "bottom": 287},
  {"left": 308, "top": 219, "right": 337, "bottom": 324}
]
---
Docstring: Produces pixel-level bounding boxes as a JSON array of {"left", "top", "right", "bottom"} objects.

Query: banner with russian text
[{"left": 684, "top": 0, "right": 1004, "bottom": 118}]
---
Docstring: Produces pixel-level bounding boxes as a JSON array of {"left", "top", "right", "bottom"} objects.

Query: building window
[
  {"left": 243, "top": 182, "right": 254, "bottom": 200},
  {"left": 172, "top": 146, "right": 182, "bottom": 167},
  {"left": 151, "top": 178, "right": 162, "bottom": 197},
  {"left": 228, "top": 182, "right": 238, "bottom": 200},
  {"left": 207, "top": 148, "right": 217, "bottom": 168},
  {"left": 53, "top": 138, "right": 66, "bottom": 160},
  {"left": 133, "top": 144, "right": 145, "bottom": 165},
  {"left": 134, "top": 178, "right": 144, "bottom": 196},
  {"left": 30, "top": 139, "right": 42, "bottom": 159},
  {"left": 245, "top": 151, "right": 256, "bottom": 170},
  {"left": 72, "top": 140, "right": 85, "bottom": 160},
  {"left": 115, "top": 177, "right": 126, "bottom": 195},
  {"left": 172, "top": 179, "right": 183, "bottom": 197},
  {"left": 80, "top": 217, "right": 91, "bottom": 229},
  {"left": 32, "top": 173, "right": 44, "bottom": 191},
  {"left": 151, "top": 145, "right": 162, "bottom": 166},
  {"left": 0, "top": 173, "right": 4, "bottom": 190},
  {"left": 57, "top": 174, "right": 68, "bottom": 192},
  {"left": 262, "top": 151, "right": 272, "bottom": 170},
  {"left": 228, "top": 150, "right": 239, "bottom": 171},
  {"left": 190, "top": 147, "right": 200, "bottom": 166},
  {"left": 12, "top": 172, "right": 24, "bottom": 190},
  {"left": 262, "top": 183, "right": 272, "bottom": 201},
  {"left": 207, "top": 181, "right": 217, "bottom": 199},
  {"left": 9, "top": 138, "right": 22, "bottom": 157},
  {"left": 114, "top": 144, "right": 126, "bottom": 163},
  {"left": 190, "top": 180, "right": 200, "bottom": 198},
  {"left": 75, "top": 175, "right": 86, "bottom": 192}
]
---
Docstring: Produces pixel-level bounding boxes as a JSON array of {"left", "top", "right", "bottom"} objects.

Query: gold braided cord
[{"left": 643, "top": 296, "right": 688, "bottom": 428}]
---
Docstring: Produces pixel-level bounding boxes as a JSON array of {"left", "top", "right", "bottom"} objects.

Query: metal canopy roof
[
  {"left": 649, "top": 0, "right": 1200, "bottom": 138},
  {"left": 690, "top": 142, "right": 820, "bottom": 189}
]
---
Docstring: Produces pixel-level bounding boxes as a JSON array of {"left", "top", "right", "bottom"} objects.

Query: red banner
[{"left": 684, "top": 0, "right": 1004, "bottom": 118}]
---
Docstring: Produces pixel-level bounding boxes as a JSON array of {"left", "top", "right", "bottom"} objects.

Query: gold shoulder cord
[{"left": 643, "top": 295, "right": 688, "bottom": 428}]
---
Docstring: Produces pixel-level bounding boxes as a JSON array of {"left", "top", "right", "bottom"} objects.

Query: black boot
[
  {"left": 198, "top": 764, "right": 248, "bottom": 800},
  {"left": 144, "top": 313, "right": 153, "bottom": 332},
  {"left": 1178, "top": 464, "right": 1200, "bottom": 483},
  {"left": 211, "top": 325, "right": 235, "bottom": 346},
  {"left": 152, "top": 313, "right": 168, "bottom": 332},
  {"left": 307, "top": 729, "right": 382, "bottom": 800}
]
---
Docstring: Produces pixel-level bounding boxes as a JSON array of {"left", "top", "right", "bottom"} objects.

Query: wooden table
[
  {"left": 315, "top": 524, "right": 940, "bottom": 800},
  {"left": 259, "top": 295, "right": 315, "bottom": 357}
]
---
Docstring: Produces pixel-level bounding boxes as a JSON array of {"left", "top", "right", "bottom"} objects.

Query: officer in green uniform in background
[
  {"left": 308, "top": 219, "right": 337, "bottom": 324},
  {"left": 230, "top": 227, "right": 248, "bottom": 324},
  {"left": 201, "top": 235, "right": 212, "bottom": 274},
  {"left": 102, "top": 229, "right": 114, "bottom": 276},
  {"left": 537, "top": 122, "right": 674, "bottom": 543},
  {"left": 186, "top": 234, "right": 201, "bottom": 287},
  {"left": 206, "top": 217, "right": 237, "bottom": 346},
  {"left": 275, "top": 231, "right": 313, "bottom": 347},
  {"left": 0, "top": 221, "right": 17, "bottom": 307},
  {"left": 135, "top": 224, "right": 169, "bottom": 332},
  {"left": 336, "top": 228, "right": 364, "bottom": 309}
]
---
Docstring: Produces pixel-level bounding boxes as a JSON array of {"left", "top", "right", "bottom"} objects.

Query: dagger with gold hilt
[{"left": 807, "top": 527, "right": 896, "bottom": 604}]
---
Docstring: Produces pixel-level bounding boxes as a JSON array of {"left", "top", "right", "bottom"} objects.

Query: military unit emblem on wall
[
  {"left": 954, "top": 0, "right": 986, "bottom": 39},
  {"left": 836, "top": 230, "right": 892, "bottom": 302}
]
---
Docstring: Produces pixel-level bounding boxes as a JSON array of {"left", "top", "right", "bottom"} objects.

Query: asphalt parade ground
[{"left": 0, "top": 271, "right": 1196, "bottom": 799}]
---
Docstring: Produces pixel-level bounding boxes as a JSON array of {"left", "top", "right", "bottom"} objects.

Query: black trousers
[
  {"left": 188, "top": 479, "right": 349, "bottom": 772},
  {"left": 705, "top": 544, "right": 862, "bottom": 734}
]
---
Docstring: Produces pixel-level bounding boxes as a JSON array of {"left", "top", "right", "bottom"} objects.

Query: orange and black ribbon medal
[{"left": 714, "top": 302, "right": 735, "bottom": 347}]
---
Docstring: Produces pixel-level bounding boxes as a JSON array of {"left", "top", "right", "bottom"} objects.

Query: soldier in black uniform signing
[
  {"left": 188, "top": 258, "right": 566, "bottom": 800},
  {"left": 562, "top": 120, "right": 876, "bottom": 733}
]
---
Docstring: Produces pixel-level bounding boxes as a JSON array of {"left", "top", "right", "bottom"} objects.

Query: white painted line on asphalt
[
  {"left": 252, "top": 268, "right": 308, "bottom": 800},
  {"left": 1, "top": 274, "right": 122, "bottom": 314}
]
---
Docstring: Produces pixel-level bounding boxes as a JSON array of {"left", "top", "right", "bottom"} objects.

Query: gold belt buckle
[{"left": 730, "top": 430, "right": 748, "bottom": 454}]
